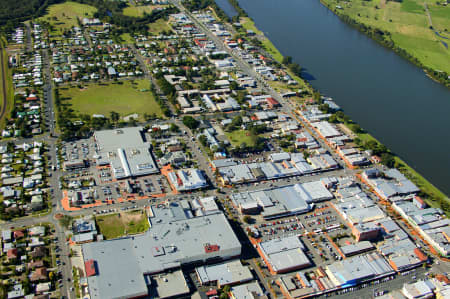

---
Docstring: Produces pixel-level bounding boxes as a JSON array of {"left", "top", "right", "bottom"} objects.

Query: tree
[
  {"left": 110, "top": 111, "right": 120, "bottom": 123},
  {"left": 182, "top": 116, "right": 199, "bottom": 130},
  {"left": 243, "top": 215, "right": 252, "bottom": 224},
  {"left": 169, "top": 123, "right": 179, "bottom": 132},
  {"left": 198, "top": 135, "right": 208, "bottom": 147}
]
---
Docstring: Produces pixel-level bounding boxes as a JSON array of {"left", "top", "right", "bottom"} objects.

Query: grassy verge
[
  {"left": 96, "top": 211, "right": 149, "bottom": 239},
  {"left": 0, "top": 47, "right": 14, "bottom": 130},
  {"left": 240, "top": 17, "right": 284, "bottom": 62},
  {"left": 356, "top": 131, "right": 448, "bottom": 214},
  {"left": 59, "top": 79, "right": 164, "bottom": 120}
]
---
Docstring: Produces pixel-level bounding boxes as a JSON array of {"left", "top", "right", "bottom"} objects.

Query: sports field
[
  {"left": 38, "top": 1, "right": 97, "bottom": 33},
  {"left": 321, "top": 0, "right": 450, "bottom": 73},
  {"left": 59, "top": 79, "right": 164, "bottom": 120},
  {"left": 96, "top": 211, "right": 149, "bottom": 239}
]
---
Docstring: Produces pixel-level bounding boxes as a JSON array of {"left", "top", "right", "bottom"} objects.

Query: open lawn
[
  {"left": 148, "top": 18, "right": 171, "bottom": 34},
  {"left": 0, "top": 47, "right": 14, "bottom": 130},
  {"left": 59, "top": 79, "right": 163, "bottom": 120},
  {"left": 96, "top": 210, "right": 149, "bottom": 239},
  {"left": 225, "top": 129, "right": 258, "bottom": 147},
  {"left": 119, "top": 33, "right": 135, "bottom": 44},
  {"left": 321, "top": 0, "right": 450, "bottom": 73},
  {"left": 38, "top": 1, "right": 97, "bottom": 33},
  {"left": 123, "top": 5, "right": 168, "bottom": 17}
]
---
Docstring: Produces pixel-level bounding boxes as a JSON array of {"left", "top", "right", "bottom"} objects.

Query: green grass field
[
  {"left": 119, "top": 33, "right": 135, "bottom": 44},
  {"left": 96, "top": 211, "right": 149, "bottom": 239},
  {"left": 38, "top": 1, "right": 97, "bottom": 33},
  {"left": 321, "top": 0, "right": 450, "bottom": 73},
  {"left": 225, "top": 129, "right": 258, "bottom": 147},
  {"left": 59, "top": 80, "right": 163, "bottom": 120},
  {"left": 123, "top": 5, "right": 168, "bottom": 17},
  {"left": 148, "top": 18, "right": 171, "bottom": 34},
  {"left": 0, "top": 47, "right": 14, "bottom": 130}
]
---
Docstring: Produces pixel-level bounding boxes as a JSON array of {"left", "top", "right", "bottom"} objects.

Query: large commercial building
[
  {"left": 82, "top": 203, "right": 241, "bottom": 299},
  {"left": 195, "top": 260, "right": 253, "bottom": 287},
  {"left": 230, "top": 181, "right": 332, "bottom": 219},
  {"left": 94, "top": 127, "right": 159, "bottom": 179},
  {"left": 325, "top": 252, "right": 394, "bottom": 288},
  {"left": 256, "top": 235, "right": 311, "bottom": 274}
]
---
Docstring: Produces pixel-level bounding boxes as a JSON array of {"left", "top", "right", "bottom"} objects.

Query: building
[
  {"left": 148, "top": 270, "right": 190, "bottom": 299},
  {"left": 325, "top": 252, "right": 394, "bottom": 288},
  {"left": 230, "top": 182, "right": 326, "bottom": 219},
  {"left": 402, "top": 280, "right": 435, "bottom": 299},
  {"left": 167, "top": 169, "right": 208, "bottom": 191},
  {"left": 257, "top": 235, "right": 311, "bottom": 274},
  {"left": 196, "top": 260, "right": 253, "bottom": 287},
  {"left": 230, "top": 281, "right": 265, "bottom": 299},
  {"left": 94, "top": 127, "right": 159, "bottom": 179},
  {"left": 82, "top": 205, "right": 241, "bottom": 299}
]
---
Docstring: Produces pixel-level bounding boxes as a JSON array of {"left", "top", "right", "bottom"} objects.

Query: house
[
  {"left": 7, "top": 248, "right": 18, "bottom": 261},
  {"left": 28, "top": 226, "right": 45, "bottom": 236},
  {"left": 31, "top": 246, "right": 47, "bottom": 259},
  {"left": 30, "top": 267, "right": 47, "bottom": 282}
]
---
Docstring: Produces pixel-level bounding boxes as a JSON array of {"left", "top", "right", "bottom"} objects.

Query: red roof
[
  {"left": 85, "top": 259, "right": 97, "bottom": 277},
  {"left": 266, "top": 97, "right": 280, "bottom": 107},
  {"left": 13, "top": 230, "right": 25, "bottom": 239},
  {"left": 206, "top": 289, "right": 218, "bottom": 296},
  {"left": 414, "top": 196, "right": 426, "bottom": 206},
  {"left": 204, "top": 244, "right": 220, "bottom": 253},
  {"left": 414, "top": 248, "right": 428, "bottom": 262},
  {"left": 7, "top": 248, "right": 18, "bottom": 259}
]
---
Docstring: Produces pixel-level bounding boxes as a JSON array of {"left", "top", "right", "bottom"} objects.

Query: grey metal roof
[
  {"left": 94, "top": 127, "right": 158, "bottom": 179},
  {"left": 82, "top": 208, "right": 241, "bottom": 299},
  {"left": 196, "top": 260, "right": 253, "bottom": 286},
  {"left": 258, "top": 235, "right": 311, "bottom": 272}
]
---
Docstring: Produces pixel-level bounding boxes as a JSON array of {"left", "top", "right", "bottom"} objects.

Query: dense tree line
[{"left": 0, "top": 0, "right": 64, "bottom": 31}]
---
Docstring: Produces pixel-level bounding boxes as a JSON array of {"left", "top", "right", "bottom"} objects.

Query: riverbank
[
  {"left": 319, "top": 0, "right": 450, "bottom": 88},
  {"left": 219, "top": 0, "right": 449, "bottom": 208}
]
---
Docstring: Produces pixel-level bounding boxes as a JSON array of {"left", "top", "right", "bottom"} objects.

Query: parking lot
[
  {"left": 58, "top": 137, "right": 171, "bottom": 209},
  {"left": 242, "top": 201, "right": 353, "bottom": 267}
]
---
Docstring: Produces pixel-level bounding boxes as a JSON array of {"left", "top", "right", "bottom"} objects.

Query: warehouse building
[
  {"left": 325, "top": 252, "right": 394, "bottom": 288},
  {"left": 256, "top": 235, "right": 311, "bottom": 274},
  {"left": 82, "top": 204, "right": 241, "bottom": 299},
  {"left": 195, "top": 259, "right": 253, "bottom": 287},
  {"left": 94, "top": 127, "right": 159, "bottom": 179},
  {"left": 230, "top": 181, "right": 332, "bottom": 219}
]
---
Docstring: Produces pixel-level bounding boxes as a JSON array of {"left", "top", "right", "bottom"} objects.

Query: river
[{"left": 215, "top": 0, "right": 450, "bottom": 196}]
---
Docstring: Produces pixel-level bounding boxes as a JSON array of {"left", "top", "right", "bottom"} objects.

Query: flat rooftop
[
  {"left": 258, "top": 235, "right": 311, "bottom": 273},
  {"left": 150, "top": 270, "right": 190, "bottom": 299},
  {"left": 94, "top": 127, "right": 159, "bottom": 179},
  {"left": 82, "top": 205, "right": 241, "bottom": 299}
]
